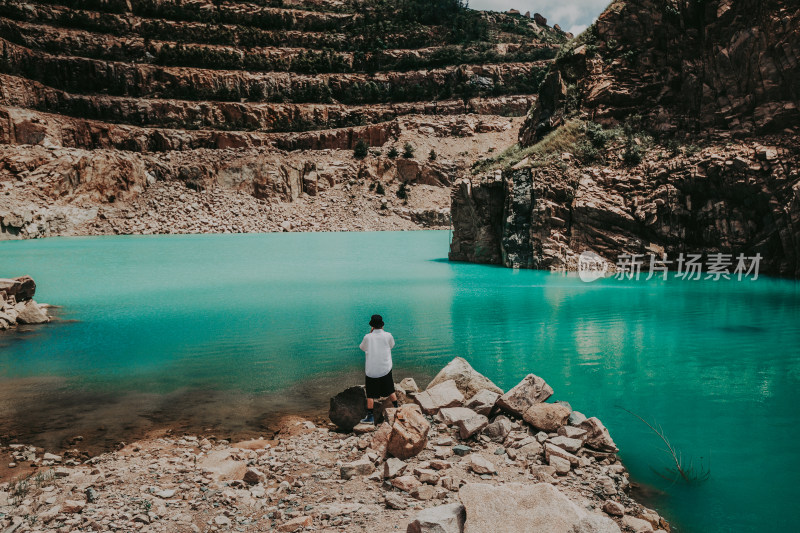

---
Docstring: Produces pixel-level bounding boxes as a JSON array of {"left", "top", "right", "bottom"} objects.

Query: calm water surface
[{"left": 1, "top": 231, "right": 799, "bottom": 532}]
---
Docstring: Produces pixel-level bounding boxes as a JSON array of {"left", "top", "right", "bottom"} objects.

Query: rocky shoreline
[
  {"left": 0, "top": 358, "right": 669, "bottom": 533},
  {"left": 0, "top": 276, "right": 51, "bottom": 330}
]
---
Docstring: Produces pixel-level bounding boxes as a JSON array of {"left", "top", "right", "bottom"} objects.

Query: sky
[{"left": 469, "top": 0, "right": 610, "bottom": 36}]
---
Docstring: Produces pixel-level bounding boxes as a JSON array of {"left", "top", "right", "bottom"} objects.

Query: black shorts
[{"left": 365, "top": 370, "right": 395, "bottom": 399}]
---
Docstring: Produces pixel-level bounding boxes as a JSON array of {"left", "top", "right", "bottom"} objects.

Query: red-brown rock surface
[{"left": 450, "top": 0, "right": 800, "bottom": 278}]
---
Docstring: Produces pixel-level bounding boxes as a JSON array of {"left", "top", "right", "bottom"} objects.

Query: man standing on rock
[{"left": 359, "top": 314, "right": 399, "bottom": 425}]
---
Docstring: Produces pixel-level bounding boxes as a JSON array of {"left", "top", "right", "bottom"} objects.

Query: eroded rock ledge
[
  {"left": 0, "top": 357, "right": 668, "bottom": 532},
  {"left": 449, "top": 135, "right": 800, "bottom": 277}
]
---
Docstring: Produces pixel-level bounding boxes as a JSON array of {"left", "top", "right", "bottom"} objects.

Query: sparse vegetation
[
  {"left": 388, "top": 146, "right": 399, "bottom": 159},
  {"left": 375, "top": 182, "right": 386, "bottom": 195},
  {"left": 428, "top": 149, "right": 437, "bottom": 161},
  {"left": 473, "top": 119, "right": 585, "bottom": 172},
  {"left": 620, "top": 407, "right": 711, "bottom": 484},
  {"left": 403, "top": 142, "right": 416, "bottom": 159},
  {"left": 353, "top": 139, "right": 369, "bottom": 159},
  {"left": 396, "top": 182, "right": 409, "bottom": 200}
]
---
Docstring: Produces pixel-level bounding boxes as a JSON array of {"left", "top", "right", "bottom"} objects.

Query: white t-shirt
[{"left": 359, "top": 329, "right": 395, "bottom": 378}]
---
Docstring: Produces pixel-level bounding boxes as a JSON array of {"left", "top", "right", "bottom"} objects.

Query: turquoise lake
[{"left": 1, "top": 231, "right": 799, "bottom": 531}]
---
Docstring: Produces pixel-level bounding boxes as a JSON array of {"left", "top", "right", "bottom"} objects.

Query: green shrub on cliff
[
  {"left": 353, "top": 140, "right": 369, "bottom": 159},
  {"left": 403, "top": 143, "right": 416, "bottom": 159}
]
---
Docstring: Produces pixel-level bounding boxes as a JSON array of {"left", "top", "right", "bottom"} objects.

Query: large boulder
[
  {"left": 522, "top": 403, "right": 571, "bottom": 432},
  {"left": 406, "top": 503, "right": 466, "bottom": 533},
  {"left": 0, "top": 276, "right": 36, "bottom": 302},
  {"left": 15, "top": 300, "right": 49, "bottom": 324},
  {"left": 328, "top": 386, "right": 367, "bottom": 431},
  {"left": 459, "top": 483, "right": 621, "bottom": 533},
  {"left": 465, "top": 389, "right": 500, "bottom": 416},
  {"left": 414, "top": 380, "right": 464, "bottom": 415},
  {"left": 426, "top": 357, "right": 503, "bottom": 398},
  {"left": 496, "top": 374, "right": 553, "bottom": 417},
  {"left": 387, "top": 404, "right": 431, "bottom": 459},
  {"left": 579, "top": 417, "right": 619, "bottom": 453}
]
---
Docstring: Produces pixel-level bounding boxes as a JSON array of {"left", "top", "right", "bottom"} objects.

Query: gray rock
[
  {"left": 415, "top": 380, "right": 464, "bottom": 415},
  {"left": 457, "top": 414, "right": 489, "bottom": 440},
  {"left": 578, "top": 417, "right": 619, "bottom": 453},
  {"left": 426, "top": 357, "right": 503, "bottom": 398},
  {"left": 603, "top": 500, "right": 625, "bottom": 516},
  {"left": 483, "top": 416, "right": 512, "bottom": 441},
  {"left": 386, "top": 492, "right": 408, "bottom": 510},
  {"left": 548, "top": 436, "right": 582, "bottom": 453},
  {"left": 437, "top": 407, "right": 478, "bottom": 426},
  {"left": 15, "top": 300, "right": 49, "bottom": 324},
  {"left": 383, "top": 457, "right": 407, "bottom": 479},
  {"left": 465, "top": 389, "right": 501, "bottom": 416},
  {"left": 522, "top": 403, "right": 571, "bottom": 432},
  {"left": 340, "top": 458, "right": 375, "bottom": 480},
  {"left": 469, "top": 454, "right": 497, "bottom": 474},
  {"left": 544, "top": 443, "right": 579, "bottom": 465},
  {"left": 459, "top": 483, "right": 620, "bottom": 533},
  {"left": 558, "top": 426, "right": 588, "bottom": 440},
  {"left": 496, "top": 374, "right": 553, "bottom": 417},
  {"left": 453, "top": 445, "right": 471, "bottom": 456},
  {"left": 549, "top": 455, "right": 571, "bottom": 474},
  {"left": 568, "top": 411, "right": 587, "bottom": 426}
]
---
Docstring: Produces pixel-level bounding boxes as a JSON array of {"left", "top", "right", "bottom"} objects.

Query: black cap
[{"left": 369, "top": 314, "right": 384, "bottom": 328}]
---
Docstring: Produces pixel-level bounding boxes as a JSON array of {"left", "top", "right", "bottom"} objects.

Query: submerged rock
[{"left": 328, "top": 386, "right": 367, "bottom": 431}]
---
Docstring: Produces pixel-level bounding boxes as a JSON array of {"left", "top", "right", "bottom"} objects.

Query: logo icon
[{"left": 578, "top": 251, "right": 609, "bottom": 283}]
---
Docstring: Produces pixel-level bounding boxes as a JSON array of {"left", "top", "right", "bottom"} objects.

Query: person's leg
[
  {"left": 361, "top": 391, "right": 376, "bottom": 424},
  {"left": 388, "top": 392, "right": 398, "bottom": 408}
]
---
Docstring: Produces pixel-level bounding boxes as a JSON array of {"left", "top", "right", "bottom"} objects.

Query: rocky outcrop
[
  {"left": 0, "top": 358, "right": 669, "bottom": 533},
  {"left": 0, "top": 275, "right": 50, "bottom": 330},
  {"left": 451, "top": 138, "right": 800, "bottom": 277},
  {"left": 425, "top": 357, "right": 503, "bottom": 399},
  {"left": 451, "top": 0, "right": 800, "bottom": 277},
  {"left": 520, "top": 0, "right": 800, "bottom": 143},
  {"left": 0, "top": 0, "right": 564, "bottom": 239}
]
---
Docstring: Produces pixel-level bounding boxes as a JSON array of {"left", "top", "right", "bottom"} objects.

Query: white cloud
[
  {"left": 468, "top": 0, "right": 609, "bottom": 32},
  {"left": 568, "top": 24, "right": 588, "bottom": 36}
]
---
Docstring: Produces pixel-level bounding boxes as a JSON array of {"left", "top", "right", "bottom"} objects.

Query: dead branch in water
[{"left": 618, "top": 406, "right": 710, "bottom": 484}]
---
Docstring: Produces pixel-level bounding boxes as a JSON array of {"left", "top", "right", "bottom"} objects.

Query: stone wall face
[
  {"left": 451, "top": 140, "right": 800, "bottom": 277},
  {"left": 448, "top": 177, "right": 505, "bottom": 265},
  {"left": 450, "top": 0, "right": 800, "bottom": 278},
  {"left": 521, "top": 0, "right": 800, "bottom": 145}
]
